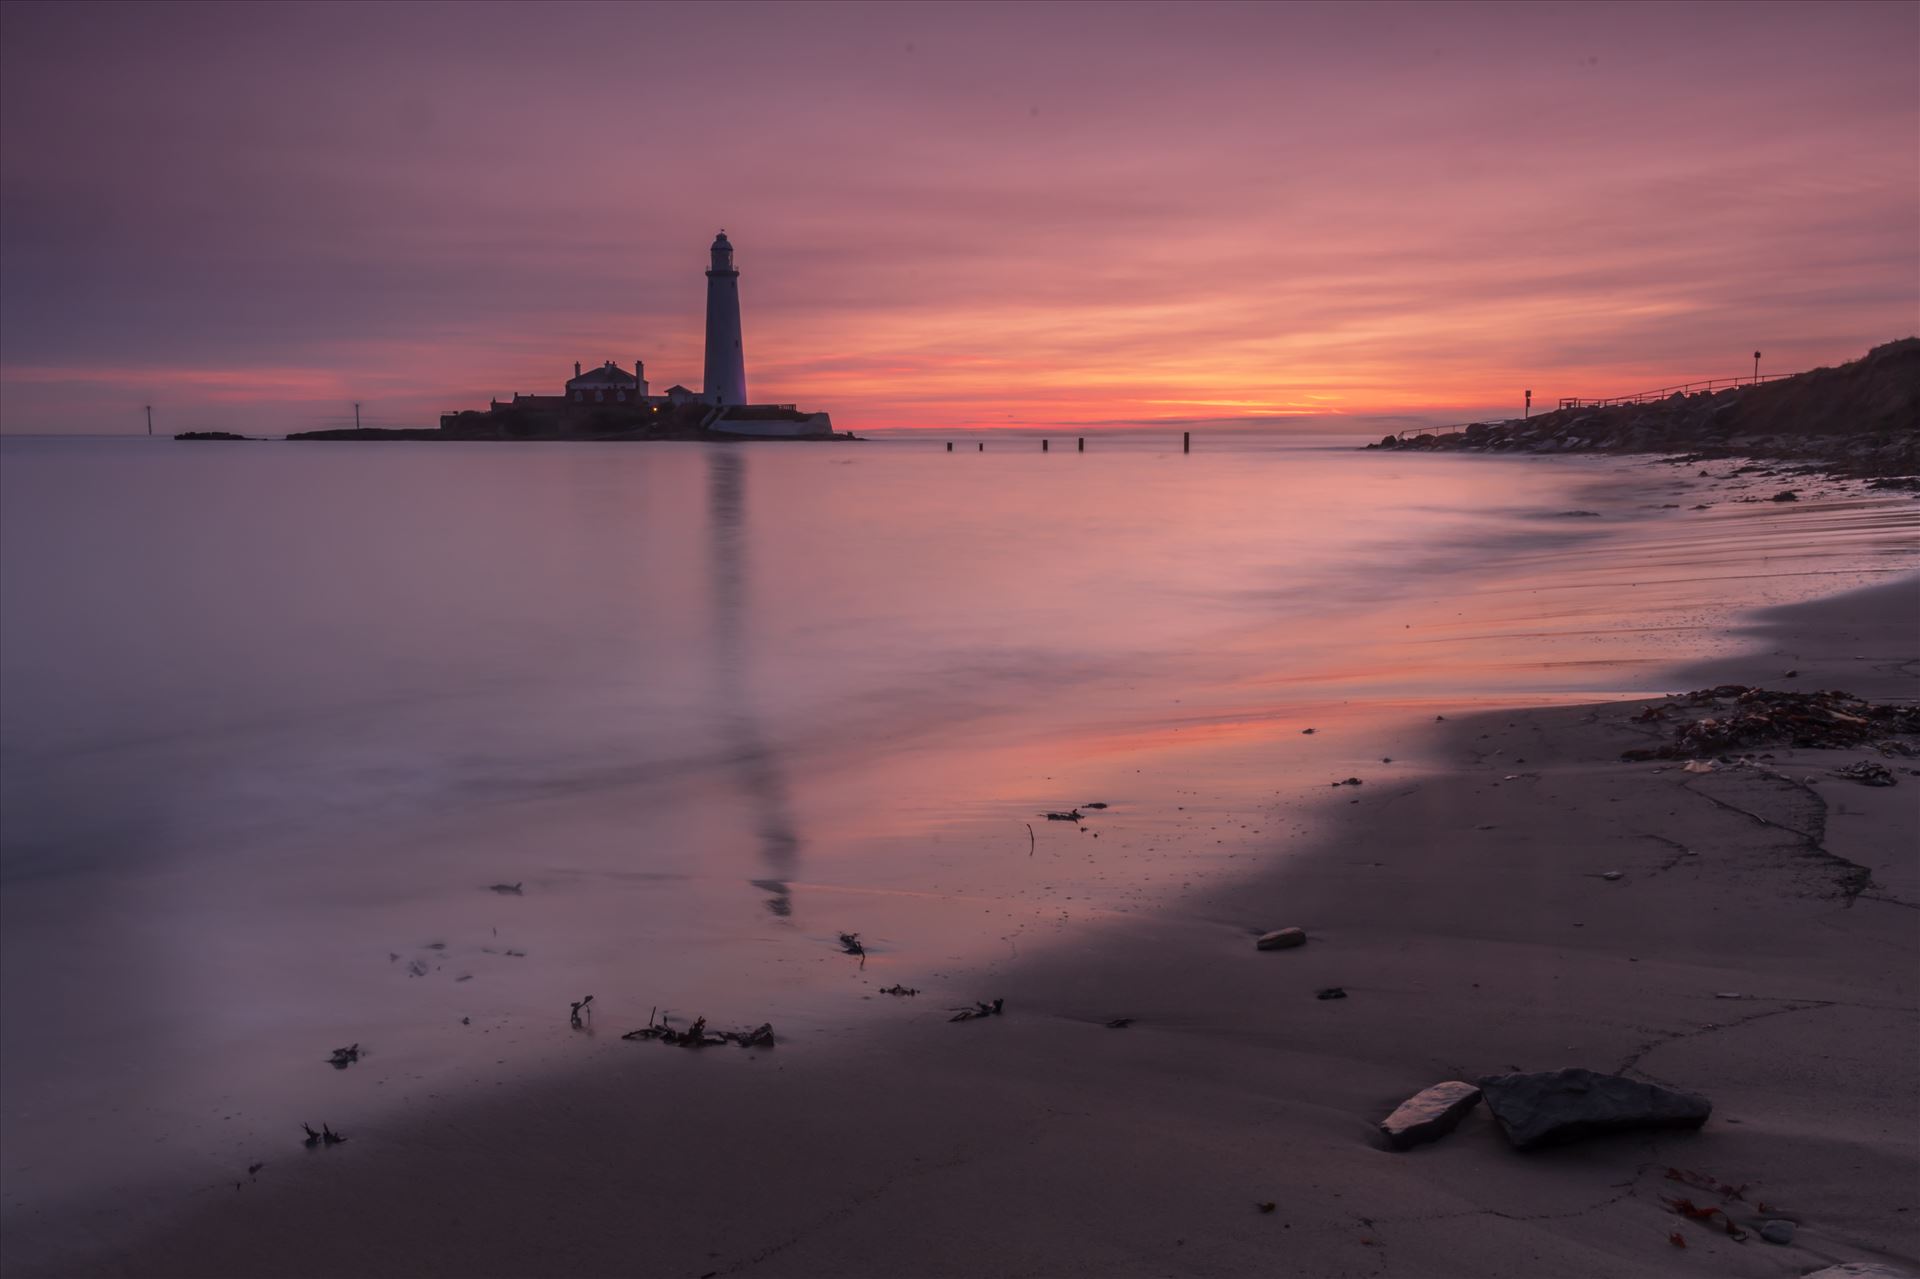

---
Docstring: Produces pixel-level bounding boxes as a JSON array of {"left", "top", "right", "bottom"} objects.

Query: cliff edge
[{"left": 1372, "top": 338, "right": 1919, "bottom": 480}]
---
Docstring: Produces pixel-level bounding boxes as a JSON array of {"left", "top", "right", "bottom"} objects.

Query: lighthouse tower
[{"left": 702, "top": 230, "right": 748, "bottom": 407}]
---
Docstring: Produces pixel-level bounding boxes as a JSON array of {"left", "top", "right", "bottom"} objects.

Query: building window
[
  {"left": 617, "top": 391, "right": 625, "bottom": 403},
  {"left": 595, "top": 390, "right": 604, "bottom": 403},
  {"left": 574, "top": 391, "right": 582, "bottom": 402}
]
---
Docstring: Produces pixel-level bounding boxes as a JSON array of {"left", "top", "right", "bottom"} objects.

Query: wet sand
[{"left": 7, "top": 517, "right": 1915, "bottom": 1275}]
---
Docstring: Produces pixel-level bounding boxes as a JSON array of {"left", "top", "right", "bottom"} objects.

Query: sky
[{"left": 1, "top": 0, "right": 1915, "bottom": 434}]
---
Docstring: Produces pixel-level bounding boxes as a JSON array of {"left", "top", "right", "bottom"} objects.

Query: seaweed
[{"left": 1622, "top": 686, "right": 1920, "bottom": 761}]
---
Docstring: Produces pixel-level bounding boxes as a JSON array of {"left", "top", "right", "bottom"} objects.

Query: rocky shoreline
[{"left": 1370, "top": 337, "right": 1918, "bottom": 483}]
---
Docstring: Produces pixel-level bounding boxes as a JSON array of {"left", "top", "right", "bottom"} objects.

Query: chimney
[{"left": 574, "top": 361, "right": 582, "bottom": 377}]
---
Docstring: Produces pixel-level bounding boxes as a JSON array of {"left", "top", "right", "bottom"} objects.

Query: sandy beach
[{"left": 4, "top": 452, "right": 1914, "bottom": 1279}]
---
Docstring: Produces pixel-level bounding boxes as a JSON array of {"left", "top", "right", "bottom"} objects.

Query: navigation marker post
[
  {"left": 1524, "top": 389, "right": 1531, "bottom": 419},
  {"left": 1753, "top": 351, "right": 1762, "bottom": 385}
]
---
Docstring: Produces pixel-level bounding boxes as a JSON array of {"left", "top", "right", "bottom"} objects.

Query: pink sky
[{"left": 2, "top": 1, "right": 1914, "bottom": 434}]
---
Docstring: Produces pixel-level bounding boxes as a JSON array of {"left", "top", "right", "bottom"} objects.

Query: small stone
[
  {"left": 1257, "top": 928, "right": 1307, "bottom": 951},
  {"left": 1379, "top": 1081, "right": 1481, "bottom": 1150},
  {"left": 1758, "top": 1219, "right": 1795, "bottom": 1245},
  {"left": 1600, "top": 871, "right": 1623, "bottom": 881}
]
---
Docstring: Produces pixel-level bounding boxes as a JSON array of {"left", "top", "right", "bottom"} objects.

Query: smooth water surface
[{"left": 2, "top": 434, "right": 1912, "bottom": 1217}]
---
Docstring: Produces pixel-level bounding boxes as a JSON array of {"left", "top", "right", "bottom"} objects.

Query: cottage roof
[{"left": 567, "top": 363, "right": 638, "bottom": 388}]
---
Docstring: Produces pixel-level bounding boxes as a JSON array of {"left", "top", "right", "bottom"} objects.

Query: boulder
[
  {"left": 1379, "top": 1081, "right": 1482, "bottom": 1150},
  {"left": 1257, "top": 927, "right": 1307, "bottom": 951},
  {"left": 1476, "top": 1068, "right": 1710, "bottom": 1150}
]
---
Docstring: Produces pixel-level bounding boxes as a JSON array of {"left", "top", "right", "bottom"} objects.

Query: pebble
[
  {"left": 1257, "top": 928, "right": 1307, "bottom": 951},
  {"left": 1759, "top": 1219, "right": 1796, "bottom": 1245}
]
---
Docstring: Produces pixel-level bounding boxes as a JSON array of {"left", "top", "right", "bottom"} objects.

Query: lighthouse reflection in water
[{"left": 707, "top": 449, "right": 798, "bottom": 918}]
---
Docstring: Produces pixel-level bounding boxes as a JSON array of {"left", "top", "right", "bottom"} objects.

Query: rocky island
[{"left": 287, "top": 232, "right": 850, "bottom": 444}]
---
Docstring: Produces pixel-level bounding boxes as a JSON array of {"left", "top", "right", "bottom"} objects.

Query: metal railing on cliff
[{"left": 1555, "top": 371, "right": 1797, "bottom": 410}]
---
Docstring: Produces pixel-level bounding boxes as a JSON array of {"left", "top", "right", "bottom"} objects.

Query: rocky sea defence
[{"left": 1371, "top": 337, "right": 1918, "bottom": 482}]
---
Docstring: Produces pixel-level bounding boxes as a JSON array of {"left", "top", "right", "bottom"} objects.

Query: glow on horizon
[{"left": 1, "top": 1, "right": 1914, "bottom": 434}]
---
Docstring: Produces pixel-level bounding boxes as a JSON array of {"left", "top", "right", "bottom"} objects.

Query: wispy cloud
[{"left": 2, "top": 1, "right": 1913, "bottom": 432}]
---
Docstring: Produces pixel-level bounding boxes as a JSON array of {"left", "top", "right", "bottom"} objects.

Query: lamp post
[{"left": 1753, "top": 351, "right": 1761, "bottom": 385}]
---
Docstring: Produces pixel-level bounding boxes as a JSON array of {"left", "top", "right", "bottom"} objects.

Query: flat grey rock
[
  {"left": 1803, "top": 1266, "right": 1916, "bottom": 1279},
  {"left": 1759, "top": 1219, "right": 1796, "bottom": 1245},
  {"left": 1256, "top": 928, "right": 1307, "bottom": 950},
  {"left": 1379, "top": 1081, "right": 1481, "bottom": 1150},
  {"left": 1476, "top": 1068, "right": 1710, "bottom": 1150}
]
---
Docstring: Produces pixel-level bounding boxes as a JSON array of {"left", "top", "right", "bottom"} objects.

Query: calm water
[{"left": 1, "top": 433, "right": 1912, "bottom": 1216}]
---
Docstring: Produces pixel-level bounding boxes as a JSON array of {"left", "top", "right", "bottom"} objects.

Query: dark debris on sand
[{"left": 1621, "top": 685, "right": 1920, "bottom": 761}]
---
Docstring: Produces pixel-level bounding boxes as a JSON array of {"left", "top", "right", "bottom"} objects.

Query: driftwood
[
  {"left": 622, "top": 1009, "right": 776, "bottom": 1049},
  {"left": 838, "top": 932, "right": 868, "bottom": 968},
  {"left": 569, "top": 995, "right": 595, "bottom": 1028},
  {"left": 327, "top": 1043, "right": 361, "bottom": 1069},
  {"left": 879, "top": 984, "right": 919, "bottom": 996},
  {"left": 949, "top": 998, "right": 1005, "bottom": 1022},
  {"left": 1044, "top": 810, "right": 1082, "bottom": 822},
  {"left": 487, "top": 882, "right": 524, "bottom": 895}
]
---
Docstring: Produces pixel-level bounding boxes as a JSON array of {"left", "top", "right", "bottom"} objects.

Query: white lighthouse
[{"left": 702, "top": 230, "right": 748, "bottom": 407}]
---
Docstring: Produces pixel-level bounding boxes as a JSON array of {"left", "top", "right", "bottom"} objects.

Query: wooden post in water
[
  {"left": 1183, "top": 431, "right": 1191, "bottom": 454},
  {"left": 977, "top": 442, "right": 983, "bottom": 452},
  {"left": 1042, "top": 439, "right": 1049, "bottom": 452},
  {"left": 144, "top": 405, "right": 153, "bottom": 436},
  {"left": 354, "top": 402, "right": 362, "bottom": 431},
  {"left": 946, "top": 441, "right": 952, "bottom": 451},
  {"left": 1077, "top": 437, "right": 1084, "bottom": 452}
]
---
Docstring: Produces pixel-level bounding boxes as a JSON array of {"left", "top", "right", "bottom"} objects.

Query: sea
[{"left": 1, "top": 431, "right": 1912, "bottom": 1224}]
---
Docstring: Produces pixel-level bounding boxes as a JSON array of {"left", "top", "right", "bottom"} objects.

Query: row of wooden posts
[{"left": 945, "top": 433, "right": 1192, "bottom": 453}]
